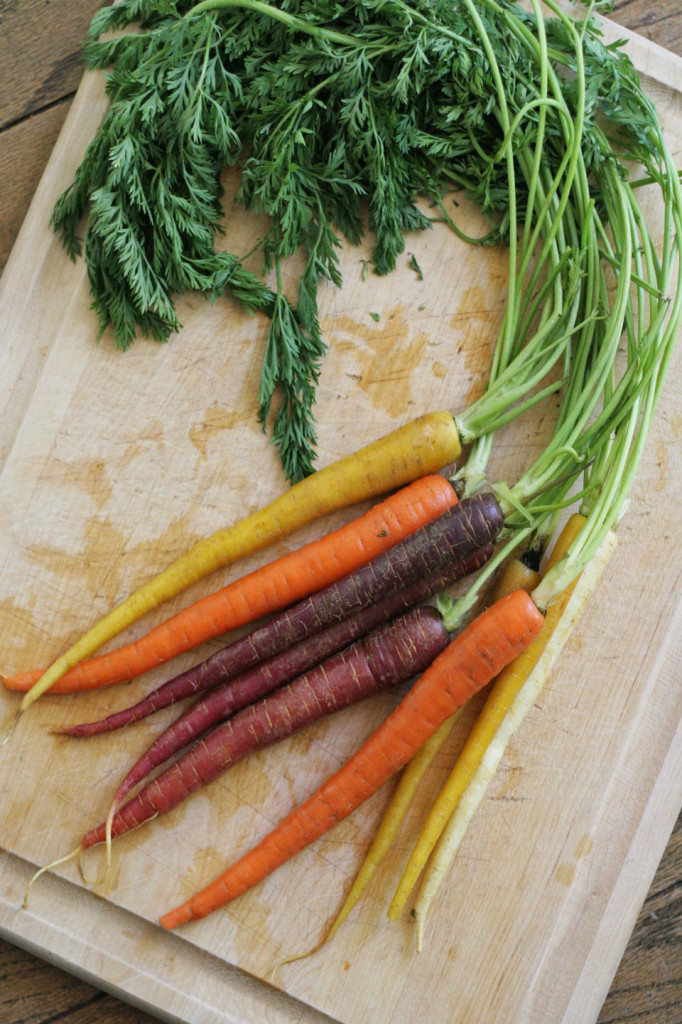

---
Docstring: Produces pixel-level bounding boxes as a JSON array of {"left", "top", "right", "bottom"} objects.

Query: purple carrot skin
[
  {"left": 97, "top": 544, "right": 494, "bottom": 814},
  {"left": 82, "top": 607, "right": 450, "bottom": 848},
  {"left": 61, "top": 494, "right": 503, "bottom": 738}
]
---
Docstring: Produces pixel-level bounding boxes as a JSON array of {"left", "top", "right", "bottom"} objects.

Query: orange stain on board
[
  {"left": 555, "top": 835, "right": 593, "bottom": 887},
  {"left": 450, "top": 285, "right": 506, "bottom": 408},
  {"left": 24, "top": 512, "right": 203, "bottom": 633},
  {"left": 50, "top": 457, "right": 114, "bottom": 510},
  {"left": 574, "top": 834, "right": 594, "bottom": 859},
  {"left": 555, "top": 863, "right": 576, "bottom": 887},
  {"left": 0, "top": 596, "right": 43, "bottom": 666},
  {"left": 489, "top": 743, "right": 522, "bottom": 799},
  {"left": 653, "top": 438, "right": 669, "bottom": 493},
  {"left": 189, "top": 402, "right": 250, "bottom": 460},
  {"left": 322, "top": 304, "right": 429, "bottom": 417},
  {"left": 671, "top": 414, "right": 682, "bottom": 441}
]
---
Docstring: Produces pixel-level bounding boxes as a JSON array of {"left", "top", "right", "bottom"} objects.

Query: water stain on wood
[
  {"left": 189, "top": 403, "right": 249, "bottom": 460},
  {"left": 555, "top": 863, "right": 576, "bottom": 887},
  {"left": 232, "top": 891, "right": 275, "bottom": 961},
  {"left": 25, "top": 512, "right": 203, "bottom": 611},
  {"left": 0, "top": 595, "right": 43, "bottom": 665},
  {"left": 49, "top": 456, "right": 113, "bottom": 510},
  {"left": 554, "top": 835, "right": 593, "bottom": 888},
  {"left": 654, "top": 438, "right": 669, "bottom": 492},
  {"left": 574, "top": 834, "right": 594, "bottom": 859},
  {"left": 494, "top": 751, "right": 523, "bottom": 799},
  {"left": 450, "top": 285, "right": 505, "bottom": 409},
  {"left": 322, "top": 304, "right": 429, "bottom": 416}
]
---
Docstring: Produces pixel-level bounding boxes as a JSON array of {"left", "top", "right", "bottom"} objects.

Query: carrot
[
  {"left": 286, "top": 713, "right": 462, "bottom": 961},
  {"left": 305, "top": 548, "right": 543, "bottom": 952},
  {"left": 411, "top": 529, "right": 617, "bottom": 951},
  {"left": 487, "top": 557, "right": 542, "bottom": 604},
  {"left": 159, "top": 590, "right": 544, "bottom": 929},
  {"left": 18, "top": 410, "right": 462, "bottom": 710},
  {"left": 82, "top": 607, "right": 452, "bottom": 849},
  {"left": 58, "top": 494, "right": 503, "bottom": 737},
  {"left": 82, "top": 547, "right": 494, "bottom": 833},
  {"left": 5, "top": 474, "right": 458, "bottom": 695},
  {"left": 387, "top": 512, "right": 585, "bottom": 920}
]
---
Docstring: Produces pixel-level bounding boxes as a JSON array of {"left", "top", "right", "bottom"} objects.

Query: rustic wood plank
[
  {"left": 611, "top": 0, "right": 682, "bottom": 56},
  {"left": 0, "top": 100, "right": 71, "bottom": 274},
  {"left": 0, "top": 937, "right": 157, "bottom": 1024},
  {"left": 0, "top": 0, "right": 104, "bottom": 129},
  {"left": 598, "top": 813, "right": 682, "bottom": 1024}
]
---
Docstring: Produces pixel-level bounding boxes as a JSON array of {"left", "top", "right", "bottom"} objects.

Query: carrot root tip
[
  {"left": 23, "top": 844, "right": 83, "bottom": 908},
  {"left": 1, "top": 708, "right": 21, "bottom": 748}
]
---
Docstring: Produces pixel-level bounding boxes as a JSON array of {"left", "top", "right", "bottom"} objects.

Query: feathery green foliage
[{"left": 53, "top": 0, "right": 678, "bottom": 484}]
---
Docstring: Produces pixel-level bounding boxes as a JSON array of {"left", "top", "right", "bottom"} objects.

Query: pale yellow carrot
[
  {"left": 274, "top": 714, "right": 460, "bottom": 968},
  {"left": 387, "top": 513, "right": 585, "bottom": 920},
  {"left": 412, "top": 528, "right": 617, "bottom": 950},
  {"left": 488, "top": 558, "right": 542, "bottom": 604}
]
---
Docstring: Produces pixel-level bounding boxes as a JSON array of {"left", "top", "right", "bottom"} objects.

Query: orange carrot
[
  {"left": 160, "top": 590, "right": 544, "bottom": 929},
  {"left": 19, "top": 411, "right": 462, "bottom": 710},
  {"left": 3, "top": 475, "right": 457, "bottom": 695}
]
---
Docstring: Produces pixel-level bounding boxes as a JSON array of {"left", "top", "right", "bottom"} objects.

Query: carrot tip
[
  {"left": 0, "top": 708, "right": 21, "bottom": 748},
  {"left": 23, "top": 844, "right": 84, "bottom": 908},
  {"left": 159, "top": 906, "right": 190, "bottom": 930}
]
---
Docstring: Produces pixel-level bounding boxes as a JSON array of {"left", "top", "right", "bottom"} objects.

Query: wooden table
[{"left": 0, "top": 3, "right": 680, "bottom": 1022}]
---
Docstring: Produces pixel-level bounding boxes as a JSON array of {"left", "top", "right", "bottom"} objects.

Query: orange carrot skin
[
  {"left": 3, "top": 475, "right": 457, "bottom": 695},
  {"left": 160, "top": 590, "right": 544, "bottom": 929}
]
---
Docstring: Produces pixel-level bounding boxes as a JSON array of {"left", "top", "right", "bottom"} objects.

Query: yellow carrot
[
  {"left": 328, "top": 714, "right": 460, "bottom": 946},
  {"left": 488, "top": 558, "right": 542, "bottom": 604},
  {"left": 387, "top": 513, "right": 585, "bottom": 920},
  {"left": 411, "top": 528, "right": 617, "bottom": 951},
  {"left": 20, "top": 411, "right": 461, "bottom": 711},
  {"left": 294, "top": 552, "right": 541, "bottom": 953},
  {"left": 273, "top": 714, "right": 460, "bottom": 969}
]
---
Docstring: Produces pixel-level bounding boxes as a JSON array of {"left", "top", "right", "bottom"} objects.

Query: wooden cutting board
[{"left": 1, "top": 14, "right": 681, "bottom": 1024}]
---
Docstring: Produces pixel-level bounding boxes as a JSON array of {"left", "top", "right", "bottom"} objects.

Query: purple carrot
[
  {"left": 89, "top": 545, "right": 494, "bottom": 817},
  {"left": 64, "top": 493, "right": 503, "bottom": 737},
  {"left": 82, "top": 605, "right": 450, "bottom": 848}
]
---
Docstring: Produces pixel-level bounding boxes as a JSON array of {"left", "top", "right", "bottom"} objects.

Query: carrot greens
[{"left": 52, "top": 0, "right": 635, "bottom": 483}]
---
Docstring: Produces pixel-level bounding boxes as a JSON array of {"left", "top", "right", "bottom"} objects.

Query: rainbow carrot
[
  {"left": 19, "top": 411, "right": 462, "bottom": 710},
  {"left": 159, "top": 590, "right": 544, "bottom": 929},
  {"left": 57, "top": 494, "right": 503, "bottom": 737},
  {"left": 388, "top": 514, "right": 585, "bottom": 920},
  {"left": 4, "top": 473, "right": 457, "bottom": 694}
]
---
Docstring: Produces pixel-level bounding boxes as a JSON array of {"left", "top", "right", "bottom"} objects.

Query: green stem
[{"left": 186, "top": 0, "right": 362, "bottom": 47}]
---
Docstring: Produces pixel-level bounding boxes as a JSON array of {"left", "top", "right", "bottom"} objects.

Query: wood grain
[
  {"left": 0, "top": 936, "right": 156, "bottom": 1024},
  {"left": 0, "top": 3, "right": 680, "bottom": 1024},
  {"left": 610, "top": 0, "right": 681, "bottom": 56},
  {"left": 0, "top": 100, "right": 71, "bottom": 274},
  {"left": 0, "top": 0, "right": 104, "bottom": 128},
  {"left": 599, "top": 818, "right": 682, "bottom": 1024}
]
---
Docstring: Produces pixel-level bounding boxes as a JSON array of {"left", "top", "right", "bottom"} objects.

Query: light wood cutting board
[{"left": 1, "top": 14, "right": 681, "bottom": 1024}]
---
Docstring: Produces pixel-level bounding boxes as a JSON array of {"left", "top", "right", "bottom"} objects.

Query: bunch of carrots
[{"left": 3, "top": 0, "right": 681, "bottom": 952}]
